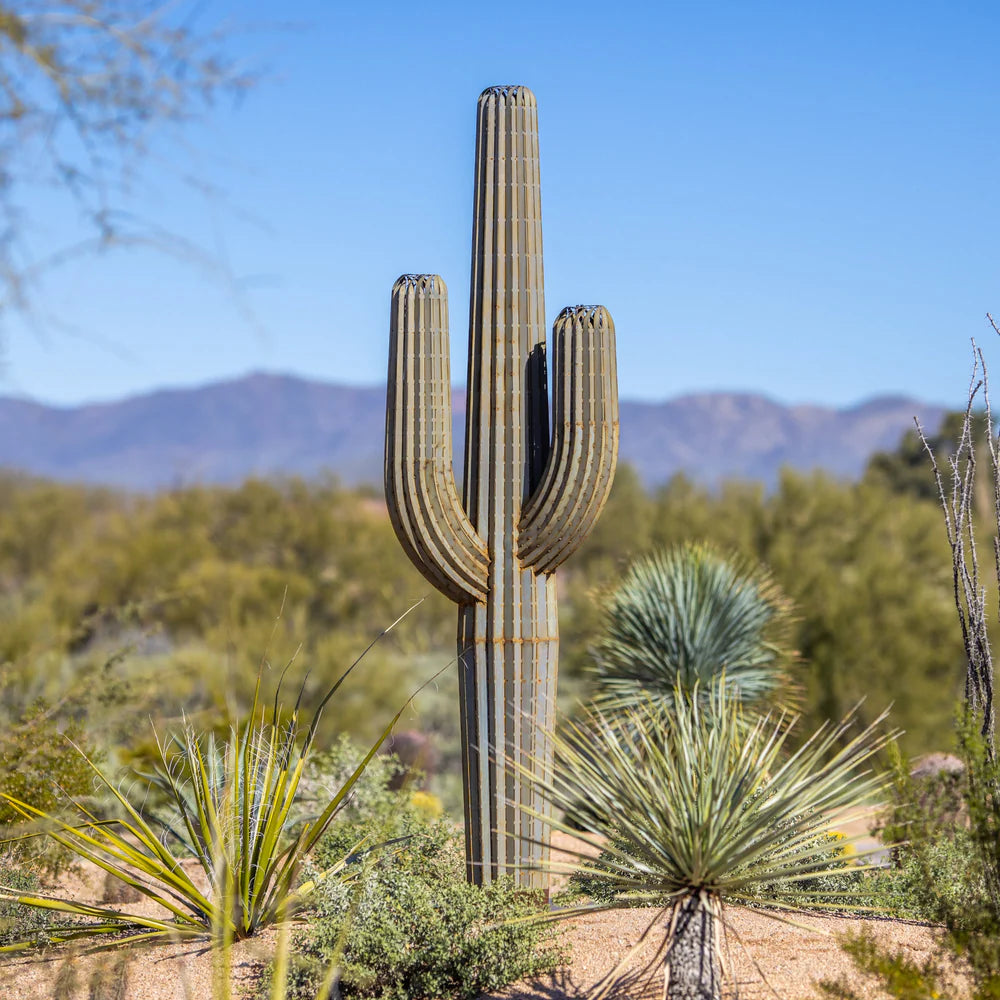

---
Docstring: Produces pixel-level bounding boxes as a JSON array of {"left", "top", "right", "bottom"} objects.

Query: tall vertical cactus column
[{"left": 385, "top": 86, "right": 619, "bottom": 889}]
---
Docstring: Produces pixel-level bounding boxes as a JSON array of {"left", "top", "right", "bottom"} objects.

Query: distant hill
[
  {"left": 0, "top": 372, "right": 946, "bottom": 491},
  {"left": 620, "top": 392, "right": 946, "bottom": 486}
]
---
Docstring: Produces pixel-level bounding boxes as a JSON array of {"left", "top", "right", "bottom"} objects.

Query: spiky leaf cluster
[
  {"left": 589, "top": 544, "right": 796, "bottom": 713},
  {"left": 535, "top": 683, "right": 893, "bottom": 912}
]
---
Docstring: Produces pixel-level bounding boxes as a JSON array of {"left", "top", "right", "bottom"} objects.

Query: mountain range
[{"left": 0, "top": 372, "right": 946, "bottom": 492}]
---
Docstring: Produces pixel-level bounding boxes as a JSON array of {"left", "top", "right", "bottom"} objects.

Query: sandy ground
[
  {"left": 0, "top": 830, "right": 967, "bottom": 1000},
  {"left": 485, "top": 906, "right": 956, "bottom": 1000},
  {"left": 0, "top": 905, "right": 957, "bottom": 1000}
]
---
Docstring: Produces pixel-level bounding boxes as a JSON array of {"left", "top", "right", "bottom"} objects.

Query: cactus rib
[{"left": 385, "top": 87, "right": 619, "bottom": 888}]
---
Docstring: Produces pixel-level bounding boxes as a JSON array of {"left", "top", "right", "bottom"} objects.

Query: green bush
[
  {"left": 0, "top": 855, "right": 43, "bottom": 947},
  {"left": 866, "top": 827, "right": 982, "bottom": 922},
  {"left": 0, "top": 643, "right": 417, "bottom": 949},
  {"left": 271, "top": 771, "right": 562, "bottom": 1000},
  {"left": 0, "top": 700, "right": 100, "bottom": 874},
  {"left": 822, "top": 729, "right": 1000, "bottom": 999},
  {"left": 854, "top": 743, "right": 987, "bottom": 924},
  {"left": 0, "top": 853, "right": 75, "bottom": 949},
  {"left": 298, "top": 735, "right": 413, "bottom": 841}
]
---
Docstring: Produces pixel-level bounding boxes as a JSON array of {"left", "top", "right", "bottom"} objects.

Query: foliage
[
  {"left": 0, "top": 854, "right": 59, "bottom": 948},
  {"left": 296, "top": 735, "right": 413, "bottom": 837},
  {"left": 269, "top": 782, "right": 562, "bottom": 1000},
  {"left": 821, "top": 730, "right": 1000, "bottom": 998},
  {"left": 760, "top": 472, "right": 959, "bottom": 742},
  {"left": 0, "top": 474, "right": 456, "bottom": 766},
  {"left": 863, "top": 742, "right": 980, "bottom": 922},
  {"left": 0, "top": 619, "right": 420, "bottom": 949},
  {"left": 0, "top": 697, "right": 101, "bottom": 874},
  {"left": 526, "top": 682, "right": 894, "bottom": 998},
  {"left": 868, "top": 827, "right": 981, "bottom": 923},
  {"left": 0, "top": 462, "right": 965, "bottom": 766},
  {"left": 562, "top": 464, "right": 960, "bottom": 755},
  {"left": 587, "top": 542, "right": 796, "bottom": 714},
  {"left": 866, "top": 409, "right": 994, "bottom": 504},
  {"left": 827, "top": 335, "right": 1000, "bottom": 998}
]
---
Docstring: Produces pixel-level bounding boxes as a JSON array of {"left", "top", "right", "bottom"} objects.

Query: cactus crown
[
  {"left": 394, "top": 274, "right": 441, "bottom": 289},
  {"left": 479, "top": 84, "right": 534, "bottom": 101}
]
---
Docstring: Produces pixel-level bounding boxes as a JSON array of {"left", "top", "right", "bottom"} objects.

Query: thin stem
[{"left": 916, "top": 335, "right": 997, "bottom": 752}]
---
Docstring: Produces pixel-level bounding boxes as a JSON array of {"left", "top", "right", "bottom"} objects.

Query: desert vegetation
[
  {"left": 0, "top": 403, "right": 996, "bottom": 998},
  {"left": 0, "top": 437, "right": 967, "bottom": 764}
]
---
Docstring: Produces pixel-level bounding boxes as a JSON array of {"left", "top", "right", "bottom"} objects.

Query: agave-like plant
[
  {"left": 0, "top": 611, "right": 423, "bottom": 950},
  {"left": 589, "top": 543, "right": 797, "bottom": 713},
  {"left": 528, "top": 682, "right": 895, "bottom": 1000}
]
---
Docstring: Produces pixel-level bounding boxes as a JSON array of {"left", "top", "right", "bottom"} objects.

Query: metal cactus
[{"left": 384, "top": 85, "right": 619, "bottom": 889}]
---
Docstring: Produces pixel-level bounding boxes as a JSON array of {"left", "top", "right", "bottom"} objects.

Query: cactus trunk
[
  {"left": 458, "top": 87, "right": 554, "bottom": 888},
  {"left": 385, "top": 86, "right": 619, "bottom": 889}
]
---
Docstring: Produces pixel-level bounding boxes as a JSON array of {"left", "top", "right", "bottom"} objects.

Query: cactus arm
[
  {"left": 518, "top": 305, "right": 620, "bottom": 574},
  {"left": 385, "top": 274, "right": 489, "bottom": 605}
]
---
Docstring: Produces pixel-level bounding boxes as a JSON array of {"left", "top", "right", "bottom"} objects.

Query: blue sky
[{"left": 3, "top": 0, "right": 997, "bottom": 408}]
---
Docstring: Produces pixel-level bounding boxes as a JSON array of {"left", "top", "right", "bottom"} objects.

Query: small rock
[{"left": 910, "top": 753, "right": 964, "bottom": 780}]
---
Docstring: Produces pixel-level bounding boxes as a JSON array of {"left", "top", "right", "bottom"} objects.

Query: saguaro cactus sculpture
[{"left": 385, "top": 86, "right": 619, "bottom": 888}]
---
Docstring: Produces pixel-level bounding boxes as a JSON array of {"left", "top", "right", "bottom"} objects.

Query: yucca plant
[
  {"left": 527, "top": 682, "right": 895, "bottom": 1000},
  {"left": 0, "top": 609, "right": 423, "bottom": 950},
  {"left": 589, "top": 543, "right": 796, "bottom": 713}
]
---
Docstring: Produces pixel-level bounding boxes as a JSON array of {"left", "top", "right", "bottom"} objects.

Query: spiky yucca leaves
[
  {"left": 589, "top": 543, "right": 796, "bottom": 713},
  {"left": 0, "top": 612, "right": 423, "bottom": 950},
  {"left": 529, "top": 684, "right": 894, "bottom": 1000}
]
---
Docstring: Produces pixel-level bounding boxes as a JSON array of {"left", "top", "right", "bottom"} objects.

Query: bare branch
[
  {"left": 918, "top": 337, "right": 997, "bottom": 751},
  {"left": 0, "top": 0, "right": 257, "bottom": 324}
]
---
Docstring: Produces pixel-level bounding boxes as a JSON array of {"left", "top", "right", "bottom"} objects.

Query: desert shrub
[
  {"left": 270, "top": 776, "right": 562, "bottom": 1000},
  {"left": 859, "top": 745, "right": 984, "bottom": 922},
  {"left": 823, "top": 341, "right": 1000, "bottom": 999},
  {"left": 820, "top": 728, "right": 1000, "bottom": 999},
  {"left": 0, "top": 629, "right": 421, "bottom": 949},
  {"left": 298, "top": 735, "right": 422, "bottom": 839},
  {"left": 0, "top": 855, "right": 50, "bottom": 948},
  {"left": 868, "top": 829, "right": 980, "bottom": 922},
  {"left": 0, "top": 700, "right": 100, "bottom": 874},
  {"left": 0, "top": 703, "right": 97, "bottom": 825}
]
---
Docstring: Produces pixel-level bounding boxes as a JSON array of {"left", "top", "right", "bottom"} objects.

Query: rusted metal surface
[{"left": 384, "top": 86, "right": 619, "bottom": 889}]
